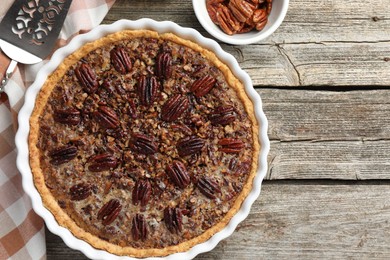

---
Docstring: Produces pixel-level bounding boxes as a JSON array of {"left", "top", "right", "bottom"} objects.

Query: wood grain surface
[
  {"left": 47, "top": 182, "right": 390, "bottom": 259},
  {"left": 47, "top": 0, "right": 390, "bottom": 259}
]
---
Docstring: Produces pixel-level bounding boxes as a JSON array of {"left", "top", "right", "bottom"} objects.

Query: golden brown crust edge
[{"left": 28, "top": 29, "right": 260, "bottom": 257}]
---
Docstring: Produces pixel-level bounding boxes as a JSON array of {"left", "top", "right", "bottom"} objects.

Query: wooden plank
[
  {"left": 198, "top": 181, "right": 390, "bottom": 259},
  {"left": 260, "top": 89, "right": 390, "bottom": 141},
  {"left": 103, "top": 1, "right": 390, "bottom": 87},
  {"left": 272, "top": 0, "right": 390, "bottom": 43},
  {"left": 105, "top": 0, "right": 390, "bottom": 43},
  {"left": 223, "top": 42, "right": 390, "bottom": 86},
  {"left": 259, "top": 89, "right": 390, "bottom": 179},
  {"left": 46, "top": 181, "right": 390, "bottom": 259},
  {"left": 268, "top": 140, "right": 390, "bottom": 180}
]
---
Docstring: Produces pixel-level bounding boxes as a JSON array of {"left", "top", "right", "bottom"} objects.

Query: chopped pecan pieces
[
  {"left": 69, "top": 183, "right": 91, "bottom": 201},
  {"left": 49, "top": 145, "right": 77, "bottom": 165},
  {"left": 105, "top": 127, "right": 128, "bottom": 139},
  {"left": 75, "top": 63, "right": 98, "bottom": 94},
  {"left": 137, "top": 75, "right": 159, "bottom": 106},
  {"left": 233, "top": 161, "right": 251, "bottom": 175},
  {"left": 101, "top": 78, "right": 126, "bottom": 96},
  {"left": 228, "top": 157, "right": 239, "bottom": 171},
  {"left": 156, "top": 52, "right": 172, "bottom": 80},
  {"left": 132, "top": 179, "right": 152, "bottom": 207},
  {"left": 197, "top": 176, "right": 221, "bottom": 199},
  {"left": 164, "top": 207, "right": 183, "bottom": 234},
  {"left": 88, "top": 153, "right": 118, "bottom": 172},
  {"left": 132, "top": 214, "right": 148, "bottom": 241},
  {"left": 209, "top": 106, "right": 236, "bottom": 126},
  {"left": 97, "top": 199, "right": 122, "bottom": 225},
  {"left": 94, "top": 106, "right": 120, "bottom": 129},
  {"left": 110, "top": 46, "right": 132, "bottom": 74},
  {"left": 176, "top": 136, "right": 205, "bottom": 157},
  {"left": 166, "top": 161, "right": 191, "bottom": 189},
  {"left": 218, "top": 138, "right": 245, "bottom": 153},
  {"left": 190, "top": 75, "right": 217, "bottom": 97},
  {"left": 161, "top": 94, "right": 189, "bottom": 122},
  {"left": 53, "top": 108, "right": 80, "bottom": 125},
  {"left": 129, "top": 133, "right": 157, "bottom": 155}
]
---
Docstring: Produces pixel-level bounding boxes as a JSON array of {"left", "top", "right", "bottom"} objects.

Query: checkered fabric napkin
[{"left": 0, "top": 0, "right": 115, "bottom": 259}]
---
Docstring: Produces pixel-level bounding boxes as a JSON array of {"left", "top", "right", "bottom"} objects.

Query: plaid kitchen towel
[{"left": 0, "top": 0, "right": 115, "bottom": 259}]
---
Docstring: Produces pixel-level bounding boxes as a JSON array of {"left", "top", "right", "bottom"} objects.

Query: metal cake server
[{"left": 0, "top": 0, "right": 73, "bottom": 93}]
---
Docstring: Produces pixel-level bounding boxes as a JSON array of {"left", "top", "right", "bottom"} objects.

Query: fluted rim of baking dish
[{"left": 15, "top": 18, "right": 270, "bottom": 260}]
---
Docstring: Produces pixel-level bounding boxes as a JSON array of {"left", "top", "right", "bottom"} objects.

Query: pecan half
[
  {"left": 132, "top": 179, "right": 152, "bottom": 207},
  {"left": 161, "top": 94, "right": 189, "bottom": 122},
  {"left": 206, "top": 0, "right": 224, "bottom": 24},
  {"left": 88, "top": 153, "right": 118, "bottom": 172},
  {"left": 75, "top": 63, "right": 98, "bottom": 94},
  {"left": 197, "top": 176, "right": 221, "bottom": 199},
  {"left": 228, "top": 0, "right": 256, "bottom": 23},
  {"left": 218, "top": 138, "right": 245, "bottom": 153},
  {"left": 49, "top": 145, "right": 77, "bottom": 165},
  {"left": 166, "top": 161, "right": 191, "bottom": 189},
  {"left": 137, "top": 75, "right": 159, "bottom": 106},
  {"left": 164, "top": 207, "right": 183, "bottom": 234},
  {"left": 266, "top": 0, "right": 272, "bottom": 14},
  {"left": 171, "top": 123, "right": 193, "bottom": 135},
  {"left": 207, "top": 0, "right": 272, "bottom": 35},
  {"left": 97, "top": 199, "right": 122, "bottom": 225},
  {"left": 177, "top": 136, "right": 205, "bottom": 157},
  {"left": 94, "top": 106, "right": 120, "bottom": 129},
  {"left": 53, "top": 108, "right": 80, "bottom": 125},
  {"left": 110, "top": 46, "right": 132, "bottom": 74},
  {"left": 129, "top": 133, "right": 157, "bottom": 155},
  {"left": 127, "top": 98, "right": 138, "bottom": 119},
  {"left": 252, "top": 8, "right": 268, "bottom": 31},
  {"left": 69, "top": 183, "right": 91, "bottom": 201},
  {"left": 132, "top": 214, "right": 148, "bottom": 241},
  {"left": 216, "top": 5, "right": 242, "bottom": 35},
  {"left": 190, "top": 75, "right": 217, "bottom": 97},
  {"left": 228, "top": 157, "right": 239, "bottom": 171},
  {"left": 253, "top": 8, "right": 267, "bottom": 23},
  {"left": 156, "top": 52, "right": 172, "bottom": 80},
  {"left": 209, "top": 106, "right": 236, "bottom": 126}
]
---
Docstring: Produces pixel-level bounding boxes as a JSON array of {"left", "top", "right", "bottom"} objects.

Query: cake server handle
[{"left": 0, "top": 59, "right": 18, "bottom": 93}]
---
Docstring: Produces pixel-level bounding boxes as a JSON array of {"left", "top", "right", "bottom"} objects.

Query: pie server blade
[{"left": 0, "top": 0, "right": 73, "bottom": 92}]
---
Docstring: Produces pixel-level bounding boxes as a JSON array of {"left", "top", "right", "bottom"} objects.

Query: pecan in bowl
[
  {"left": 18, "top": 19, "right": 270, "bottom": 259},
  {"left": 193, "top": 0, "right": 289, "bottom": 44}
]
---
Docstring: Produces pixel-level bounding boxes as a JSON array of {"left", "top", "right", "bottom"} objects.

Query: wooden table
[{"left": 46, "top": 0, "right": 390, "bottom": 258}]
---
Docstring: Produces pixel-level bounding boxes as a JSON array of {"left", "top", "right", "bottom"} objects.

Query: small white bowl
[{"left": 192, "top": 0, "right": 289, "bottom": 45}]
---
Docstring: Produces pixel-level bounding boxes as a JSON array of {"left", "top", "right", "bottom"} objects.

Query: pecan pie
[{"left": 29, "top": 30, "right": 259, "bottom": 257}]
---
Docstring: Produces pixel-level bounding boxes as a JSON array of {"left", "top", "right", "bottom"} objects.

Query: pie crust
[{"left": 29, "top": 30, "right": 260, "bottom": 258}]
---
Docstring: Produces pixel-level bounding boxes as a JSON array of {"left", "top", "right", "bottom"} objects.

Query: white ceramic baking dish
[{"left": 15, "top": 18, "right": 270, "bottom": 259}]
